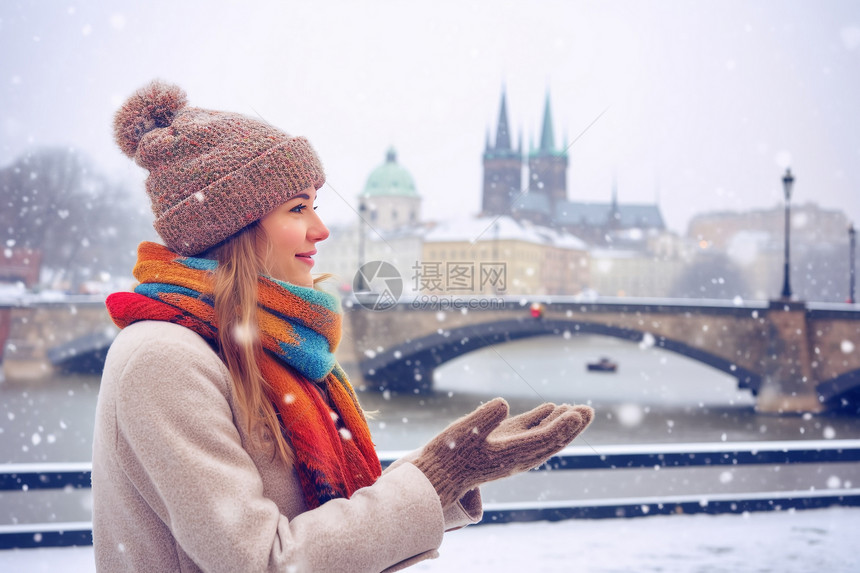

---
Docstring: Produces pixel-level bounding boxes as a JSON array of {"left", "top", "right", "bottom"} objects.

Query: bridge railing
[{"left": 2, "top": 439, "right": 859, "bottom": 550}]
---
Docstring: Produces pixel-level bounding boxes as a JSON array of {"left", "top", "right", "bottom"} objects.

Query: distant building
[
  {"left": 686, "top": 202, "right": 853, "bottom": 302},
  {"left": 358, "top": 148, "right": 422, "bottom": 233},
  {"left": 590, "top": 248, "right": 686, "bottom": 298},
  {"left": 687, "top": 202, "right": 849, "bottom": 251},
  {"left": 481, "top": 90, "right": 523, "bottom": 218},
  {"left": 422, "top": 216, "right": 589, "bottom": 296},
  {"left": 0, "top": 248, "right": 42, "bottom": 288},
  {"left": 525, "top": 92, "right": 569, "bottom": 216},
  {"left": 317, "top": 148, "right": 426, "bottom": 293},
  {"left": 320, "top": 90, "right": 693, "bottom": 300},
  {"left": 481, "top": 88, "right": 667, "bottom": 247}
]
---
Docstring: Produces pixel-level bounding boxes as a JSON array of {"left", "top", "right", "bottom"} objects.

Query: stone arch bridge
[
  {"left": 2, "top": 296, "right": 859, "bottom": 414},
  {"left": 342, "top": 296, "right": 860, "bottom": 414}
]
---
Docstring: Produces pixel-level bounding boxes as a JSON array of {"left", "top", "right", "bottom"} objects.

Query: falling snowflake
[
  {"left": 232, "top": 322, "right": 258, "bottom": 345},
  {"left": 639, "top": 332, "right": 655, "bottom": 349},
  {"left": 616, "top": 403, "right": 644, "bottom": 427}
]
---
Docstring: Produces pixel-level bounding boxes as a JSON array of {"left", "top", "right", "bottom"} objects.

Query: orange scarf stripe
[
  {"left": 326, "top": 374, "right": 376, "bottom": 453},
  {"left": 134, "top": 259, "right": 214, "bottom": 295},
  {"left": 257, "top": 278, "right": 342, "bottom": 349},
  {"left": 159, "top": 293, "right": 216, "bottom": 321}
]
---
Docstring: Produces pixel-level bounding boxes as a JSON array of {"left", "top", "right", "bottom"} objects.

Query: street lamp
[
  {"left": 780, "top": 168, "right": 794, "bottom": 300},
  {"left": 850, "top": 223, "right": 856, "bottom": 304}
]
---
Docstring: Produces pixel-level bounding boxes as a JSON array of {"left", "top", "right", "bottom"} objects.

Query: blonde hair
[{"left": 206, "top": 222, "right": 293, "bottom": 464}]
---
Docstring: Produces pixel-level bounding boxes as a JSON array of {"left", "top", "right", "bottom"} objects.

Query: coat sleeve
[
  {"left": 384, "top": 450, "right": 483, "bottom": 531},
  {"left": 110, "top": 324, "right": 446, "bottom": 573}
]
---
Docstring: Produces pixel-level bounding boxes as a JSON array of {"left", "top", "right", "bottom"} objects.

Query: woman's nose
[{"left": 309, "top": 211, "right": 330, "bottom": 243}]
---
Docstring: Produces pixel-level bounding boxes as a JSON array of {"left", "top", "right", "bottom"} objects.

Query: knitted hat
[{"left": 114, "top": 80, "right": 325, "bottom": 256}]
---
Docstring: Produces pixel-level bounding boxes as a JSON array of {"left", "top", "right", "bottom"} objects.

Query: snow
[
  {"left": 424, "top": 215, "right": 588, "bottom": 250},
  {"left": 2, "top": 508, "right": 856, "bottom": 572},
  {"left": 419, "top": 508, "right": 858, "bottom": 571}
]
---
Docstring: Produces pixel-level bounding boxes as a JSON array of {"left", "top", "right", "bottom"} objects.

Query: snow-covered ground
[
  {"left": 1, "top": 507, "right": 855, "bottom": 572},
  {"left": 419, "top": 508, "right": 857, "bottom": 572}
]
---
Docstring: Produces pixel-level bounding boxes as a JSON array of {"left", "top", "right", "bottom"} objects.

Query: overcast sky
[{"left": 2, "top": 0, "right": 859, "bottom": 235}]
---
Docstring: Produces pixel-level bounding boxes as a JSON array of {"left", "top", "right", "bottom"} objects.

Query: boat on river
[{"left": 587, "top": 357, "right": 618, "bottom": 373}]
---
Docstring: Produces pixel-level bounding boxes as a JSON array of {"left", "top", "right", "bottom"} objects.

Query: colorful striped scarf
[{"left": 106, "top": 241, "right": 381, "bottom": 509}]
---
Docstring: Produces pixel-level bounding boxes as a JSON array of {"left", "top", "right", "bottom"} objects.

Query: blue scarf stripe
[
  {"left": 179, "top": 256, "right": 218, "bottom": 271},
  {"left": 277, "top": 321, "right": 337, "bottom": 381},
  {"left": 270, "top": 276, "right": 341, "bottom": 313}
]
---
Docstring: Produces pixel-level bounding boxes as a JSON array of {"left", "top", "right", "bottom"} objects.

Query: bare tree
[{"left": 1, "top": 147, "right": 153, "bottom": 290}]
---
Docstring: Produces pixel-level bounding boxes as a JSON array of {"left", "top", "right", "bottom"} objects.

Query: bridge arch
[
  {"left": 359, "top": 317, "right": 763, "bottom": 395},
  {"left": 816, "top": 368, "right": 860, "bottom": 411}
]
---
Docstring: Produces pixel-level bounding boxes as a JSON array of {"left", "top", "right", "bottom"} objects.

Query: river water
[
  {"left": 2, "top": 334, "right": 860, "bottom": 570},
  {"left": 4, "top": 334, "right": 859, "bottom": 465},
  {"left": 359, "top": 334, "right": 860, "bottom": 451}
]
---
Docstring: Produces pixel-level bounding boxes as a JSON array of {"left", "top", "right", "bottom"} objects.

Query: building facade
[
  {"left": 316, "top": 148, "right": 426, "bottom": 294},
  {"left": 421, "top": 216, "right": 590, "bottom": 296}
]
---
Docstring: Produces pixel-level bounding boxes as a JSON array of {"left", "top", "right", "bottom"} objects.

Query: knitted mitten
[{"left": 413, "top": 398, "right": 594, "bottom": 508}]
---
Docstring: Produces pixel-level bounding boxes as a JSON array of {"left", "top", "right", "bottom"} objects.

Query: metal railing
[{"left": 2, "top": 440, "right": 860, "bottom": 550}]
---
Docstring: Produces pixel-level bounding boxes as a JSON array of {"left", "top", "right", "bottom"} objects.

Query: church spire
[
  {"left": 494, "top": 87, "right": 512, "bottom": 151},
  {"left": 539, "top": 90, "right": 555, "bottom": 152}
]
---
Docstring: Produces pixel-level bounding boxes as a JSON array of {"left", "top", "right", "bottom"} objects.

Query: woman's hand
[{"left": 413, "top": 398, "right": 594, "bottom": 508}]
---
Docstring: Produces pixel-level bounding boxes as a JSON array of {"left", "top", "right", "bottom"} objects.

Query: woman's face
[{"left": 257, "top": 186, "right": 329, "bottom": 287}]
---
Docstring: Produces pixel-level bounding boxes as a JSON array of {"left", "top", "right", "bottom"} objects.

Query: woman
[{"left": 92, "top": 80, "right": 594, "bottom": 572}]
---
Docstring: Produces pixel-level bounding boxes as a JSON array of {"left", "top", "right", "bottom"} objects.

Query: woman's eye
[{"left": 290, "top": 204, "right": 307, "bottom": 213}]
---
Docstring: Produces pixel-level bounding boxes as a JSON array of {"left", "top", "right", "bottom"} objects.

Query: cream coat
[{"left": 92, "top": 321, "right": 482, "bottom": 572}]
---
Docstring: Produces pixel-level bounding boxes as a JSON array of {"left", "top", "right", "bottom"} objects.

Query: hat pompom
[{"left": 114, "top": 80, "right": 188, "bottom": 158}]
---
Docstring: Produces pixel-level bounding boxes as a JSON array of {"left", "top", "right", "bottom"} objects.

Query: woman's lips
[{"left": 296, "top": 251, "right": 316, "bottom": 267}]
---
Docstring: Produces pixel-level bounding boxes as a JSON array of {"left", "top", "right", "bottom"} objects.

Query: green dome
[{"left": 361, "top": 148, "right": 418, "bottom": 197}]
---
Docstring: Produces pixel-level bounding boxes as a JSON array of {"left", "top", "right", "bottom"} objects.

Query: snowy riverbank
[{"left": 2, "top": 507, "right": 856, "bottom": 572}]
